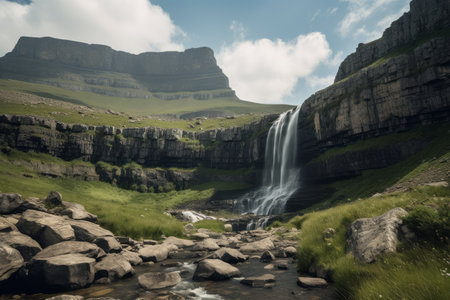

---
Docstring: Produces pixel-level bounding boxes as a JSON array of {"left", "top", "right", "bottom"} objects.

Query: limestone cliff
[
  {"left": 0, "top": 36, "right": 234, "bottom": 97},
  {"left": 298, "top": 0, "right": 450, "bottom": 182}
]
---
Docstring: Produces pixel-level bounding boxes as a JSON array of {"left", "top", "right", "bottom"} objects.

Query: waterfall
[{"left": 238, "top": 107, "right": 301, "bottom": 216}]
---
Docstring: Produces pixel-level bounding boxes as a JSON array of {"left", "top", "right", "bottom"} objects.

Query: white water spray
[{"left": 238, "top": 107, "right": 301, "bottom": 216}]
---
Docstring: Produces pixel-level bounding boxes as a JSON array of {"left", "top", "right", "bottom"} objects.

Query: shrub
[
  {"left": 162, "top": 182, "right": 176, "bottom": 193},
  {"left": 138, "top": 184, "right": 147, "bottom": 193}
]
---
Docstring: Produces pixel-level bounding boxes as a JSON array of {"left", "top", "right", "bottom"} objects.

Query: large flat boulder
[
  {"left": 33, "top": 241, "right": 105, "bottom": 260},
  {"left": 16, "top": 210, "right": 75, "bottom": 247},
  {"left": 0, "top": 242, "right": 24, "bottom": 282},
  {"left": 30, "top": 254, "right": 95, "bottom": 289},
  {"left": 192, "top": 238, "right": 220, "bottom": 251},
  {"left": 94, "top": 254, "right": 134, "bottom": 283},
  {"left": 138, "top": 271, "right": 181, "bottom": 290},
  {"left": 0, "top": 231, "right": 42, "bottom": 260},
  {"left": 162, "top": 236, "right": 195, "bottom": 248},
  {"left": 193, "top": 259, "right": 240, "bottom": 281},
  {"left": 297, "top": 276, "right": 328, "bottom": 288},
  {"left": 93, "top": 236, "right": 121, "bottom": 253},
  {"left": 138, "top": 245, "right": 169, "bottom": 262},
  {"left": 241, "top": 274, "right": 275, "bottom": 287},
  {"left": 0, "top": 216, "right": 17, "bottom": 232},
  {"left": 18, "top": 197, "right": 47, "bottom": 212},
  {"left": 67, "top": 219, "right": 114, "bottom": 242},
  {"left": 210, "top": 247, "right": 247, "bottom": 264},
  {"left": 239, "top": 237, "right": 274, "bottom": 253},
  {"left": 0, "top": 193, "right": 23, "bottom": 214},
  {"left": 346, "top": 207, "right": 408, "bottom": 263},
  {"left": 60, "top": 201, "right": 97, "bottom": 222}
]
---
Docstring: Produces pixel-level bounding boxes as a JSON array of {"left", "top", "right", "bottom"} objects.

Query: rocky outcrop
[
  {"left": 296, "top": 0, "right": 450, "bottom": 184},
  {"left": 346, "top": 207, "right": 408, "bottom": 263},
  {"left": 0, "top": 113, "right": 276, "bottom": 170},
  {"left": 0, "top": 36, "right": 233, "bottom": 96}
]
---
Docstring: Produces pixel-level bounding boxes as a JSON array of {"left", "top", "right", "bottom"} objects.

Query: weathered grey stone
[
  {"left": 191, "top": 233, "right": 209, "bottom": 240},
  {"left": 93, "top": 236, "right": 121, "bottom": 253},
  {"left": 94, "top": 254, "right": 134, "bottom": 282},
  {"left": 138, "top": 271, "right": 181, "bottom": 290},
  {"left": 46, "top": 191, "right": 63, "bottom": 206},
  {"left": 0, "top": 193, "right": 23, "bottom": 214},
  {"left": 297, "top": 276, "right": 328, "bottom": 288},
  {"left": 184, "top": 223, "right": 195, "bottom": 234},
  {"left": 0, "top": 242, "right": 24, "bottom": 282},
  {"left": 45, "top": 296, "right": 84, "bottom": 300},
  {"left": 192, "top": 238, "right": 220, "bottom": 251},
  {"left": 0, "top": 231, "right": 42, "bottom": 260},
  {"left": 162, "top": 236, "right": 195, "bottom": 248},
  {"left": 210, "top": 247, "right": 247, "bottom": 264},
  {"left": 346, "top": 207, "right": 408, "bottom": 263},
  {"left": 0, "top": 216, "right": 17, "bottom": 232},
  {"left": 60, "top": 201, "right": 97, "bottom": 222},
  {"left": 16, "top": 209, "right": 75, "bottom": 247},
  {"left": 19, "top": 197, "right": 47, "bottom": 212},
  {"left": 67, "top": 219, "right": 114, "bottom": 242},
  {"left": 260, "top": 250, "right": 275, "bottom": 263},
  {"left": 138, "top": 245, "right": 169, "bottom": 262},
  {"left": 241, "top": 274, "right": 275, "bottom": 287},
  {"left": 224, "top": 224, "right": 232, "bottom": 232},
  {"left": 239, "top": 237, "right": 274, "bottom": 253},
  {"left": 284, "top": 246, "right": 297, "bottom": 257},
  {"left": 143, "top": 239, "right": 158, "bottom": 245},
  {"left": 193, "top": 259, "right": 240, "bottom": 281},
  {"left": 276, "top": 259, "right": 289, "bottom": 270},
  {"left": 121, "top": 250, "right": 143, "bottom": 266},
  {"left": 34, "top": 241, "right": 105, "bottom": 260}
]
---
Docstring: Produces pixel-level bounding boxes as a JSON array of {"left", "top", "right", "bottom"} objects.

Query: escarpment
[{"left": 297, "top": 0, "right": 450, "bottom": 182}]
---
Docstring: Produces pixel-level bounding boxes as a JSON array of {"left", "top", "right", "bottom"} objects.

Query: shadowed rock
[
  {"left": 239, "top": 237, "right": 274, "bottom": 253},
  {"left": 33, "top": 241, "right": 105, "bottom": 260},
  {"left": 45, "top": 191, "right": 63, "bottom": 207},
  {"left": 0, "top": 242, "right": 24, "bottom": 282},
  {"left": 121, "top": 250, "right": 142, "bottom": 266},
  {"left": 67, "top": 219, "right": 114, "bottom": 242},
  {"left": 0, "top": 231, "right": 42, "bottom": 260},
  {"left": 241, "top": 274, "right": 275, "bottom": 287},
  {"left": 210, "top": 247, "right": 247, "bottom": 264},
  {"left": 259, "top": 250, "right": 275, "bottom": 263},
  {"left": 138, "top": 245, "right": 169, "bottom": 262},
  {"left": 0, "top": 193, "right": 23, "bottom": 214},
  {"left": 193, "top": 259, "right": 240, "bottom": 281},
  {"left": 94, "top": 254, "right": 134, "bottom": 283},
  {"left": 93, "top": 236, "right": 121, "bottom": 253}
]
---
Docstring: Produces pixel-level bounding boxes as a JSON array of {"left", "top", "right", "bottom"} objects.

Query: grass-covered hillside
[{"left": 0, "top": 79, "right": 292, "bottom": 118}]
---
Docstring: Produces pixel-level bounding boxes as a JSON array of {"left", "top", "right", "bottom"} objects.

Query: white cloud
[
  {"left": 328, "top": 7, "right": 338, "bottom": 15},
  {"left": 306, "top": 75, "right": 334, "bottom": 90},
  {"left": 311, "top": 9, "right": 321, "bottom": 22},
  {"left": 338, "top": 0, "right": 409, "bottom": 38},
  {"left": 326, "top": 50, "right": 344, "bottom": 66},
  {"left": 0, "top": 0, "right": 184, "bottom": 56},
  {"left": 217, "top": 32, "right": 331, "bottom": 104},
  {"left": 230, "top": 20, "right": 246, "bottom": 41}
]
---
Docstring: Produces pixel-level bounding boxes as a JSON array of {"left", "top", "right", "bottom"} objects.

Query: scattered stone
[
  {"left": 143, "top": 239, "right": 158, "bottom": 245},
  {"left": 184, "top": 223, "right": 195, "bottom": 234},
  {"left": 17, "top": 209, "right": 75, "bottom": 247},
  {"left": 0, "top": 231, "right": 42, "bottom": 260},
  {"left": 45, "top": 191, "right": 63, "bottom": 207},
  {"left": 297, "top": 276, "right": 328, "bottom": 288},
  {"left": 60, "top": 201, "right": 97, "bottom": 222},
  {"left": 346, "top": 207, "right": 408, "bottom": 263},
  {"left": 121, "top": 250, "right": 142, "bottom": 266},
  {"left": 138, "top": 271, "right": 181, "bottom": 290},
  {"left": 241, "top": 274, "right": 275, "bottom": 287},
  {"left": 138, "top": 245, "right": 169, "bottom": 262},
  {"left": 264, "top": 264, "right": 274, "bottom": 270},
  {"left": 240, "top": 238, "right": 274, "bottom": 253},
  {"left": 45, "top": 295, "right": 84, "bottom": 300},
  {"left": 260, "top": 250, "right": 275, "bottom": 263},
  {"left": 163, "top": 236, "right": 195, "bottom": 248},
  {"left": 276, "top": 259, "right": 289, "bottom": 270},
  {"left": 94, "top": 254, "right": 134, "bottom": 283},
  {"left": 67, "top": 219, "right": 114, "bottom": 242},
  {"left": 161, "top": 261, "right": 183, "bottom": 268},
  {"left": 191, "top": 233, "right": 209, "bottom": 240},
  {"left": 210, "top": 247, "right": 247, "bottom": 264},
  {"left": 93, "top": 236, "right": 122, "bottom": 253},
  {"left": 284, "top": 246, "right": 297, "bottom": 258},
  {"left": 19, "top": 197, "right": 47, "bottom": 212},
  {"left": 0, "top": 193, "right": 23, "bottom": 214},
  {"left": 115, "top": 236, "right": 136, "bottom": 246},
  {"left": 193, "top": 259, "right": 240, "bottom": 281},
  {"left": 0, "top": 242, "right": 24, "bottom": 282},
  {"left": 193, "top": 238, "right": 220, "bottom": 251},
  {"left": 33, "top": 241, "right": 105, "bottom": 260}
]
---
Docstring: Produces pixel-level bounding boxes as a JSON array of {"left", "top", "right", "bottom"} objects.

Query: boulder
[
  {"left": 193, "top": 259, "right": 240, "bottom": 281},
  {"left": 121, "top": 250, "right": 143, "bottom": 266},
  {"left": 184, "top": 223, "right": 195, "bottom": 234},
  {"left": 18, "top": 197, "right": 47, "bottom": 212},
  {"left": 45, "top": 296, "right": 84, "bottom": 300},
  {"left": 33, "top": 241, "right": 105, "bottom": 260},
  {"left": 94, "top": 254, "right": 134, "bottom": 282},
  {"left": 297, "top": 276, "right": 328, "bottom": 288},
  {"left": 276, "top": 259, "right": 289, "bottom": 270},
  {"left": 191, "top": 233, "right": 209, "bottom": 240},
  {"left": 0, "top": 242, "right": 24, "bottom": 282},
  {"left": 30, "top": 254, "right": 95, "bottom": 289},
  {"left": 143, "top": 239, "right": 158, "bottom": 245},
  {"left": 162, "top": 236, "right": 195, "bottom": 248},
  {"left": 16, "top": 209, "right": 75, "bottom": 247},
  {"left": 241, "top": 274, "right": 275, "bottom": 287},
  {"left": 0, "top": 193, "right": 23, "bottom": 214},
  {"left": 138, "top": 271, "right": 181, "bottom": 290},
  {"left": 346, "top": 207, "right": 408, "bottom": 263},
  {"left": 0, "top": 231, "right": 42, "bottom": 260},
  {"left": 259, "top": 250, "right": 275, "bottom": 263},
  {"left": 192, "top": 238, "right": 220, "bottom": 251},
  {"left": 224, "top": 224, "right": 232, "bottom": 232},
  {"left": 210, "top": 247, "right": 247, "bottom": 264},
  {"left": 115, "top": 236, "right": 137, "bottom": 246},
  {"left": 0, "top": 216, "right": 17, "bottom": 232},
  {"left": 240, "top": 238, "right": 274, "bottom": 253},
  {"left": 60, "top": 201, "right": 97, "bottom": 222},
  {"left": 284, "top": 246, "right": 297, "bottom": 257},
  {"left": 93, "top": 236, "right": 121, "bottom": 253},
  {"left": 45, "top": 191, "right": 63, "bottom": 207},
  {"left": 138, "top": 245, "right": 169, "bottom": 262},
  {"left": 67, "top": 219, "right": 114, "bottom": 242}
]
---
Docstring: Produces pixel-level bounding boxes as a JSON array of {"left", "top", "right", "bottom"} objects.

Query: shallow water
[{"left": 1, "top": 258, "right": 335, "bottom": 300}]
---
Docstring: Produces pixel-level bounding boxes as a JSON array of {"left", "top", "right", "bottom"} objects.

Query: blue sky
[{"left": 1, "top": 0, "right": 410, "bottom": 106}]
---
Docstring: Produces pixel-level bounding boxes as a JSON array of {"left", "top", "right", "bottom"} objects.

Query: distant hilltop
[{"left": 0, "top": 36, "right": 234, "bottom": 97}]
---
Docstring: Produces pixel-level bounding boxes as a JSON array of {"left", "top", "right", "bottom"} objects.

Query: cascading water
[{"left": 238, "top": 107, "right": 301, "bottom": 219}]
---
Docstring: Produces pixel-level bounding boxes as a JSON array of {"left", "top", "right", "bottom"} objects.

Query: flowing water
[{"left": 238, "top": 107, "right": 301, "bottom": 217}]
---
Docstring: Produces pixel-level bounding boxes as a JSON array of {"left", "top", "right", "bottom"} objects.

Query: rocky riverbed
[{"left": 0, "top": 192, "right": 334, "bottom": 300}]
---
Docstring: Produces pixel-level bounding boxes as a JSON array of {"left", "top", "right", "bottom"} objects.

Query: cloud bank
[
  {"left": 0, "top": 0, "right": 184, "bottom": 56},
  {"left": 218, "top": 32, "right": 331, "bottom": 103}
]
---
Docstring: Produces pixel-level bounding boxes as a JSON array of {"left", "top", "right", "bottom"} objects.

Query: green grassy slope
[{"left": 0, "top": 79, "right": 293, "bottom": 116}]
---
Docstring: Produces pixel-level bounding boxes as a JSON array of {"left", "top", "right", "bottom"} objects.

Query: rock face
[
  {"left": 0, "top": 36, "right": 233, "bottom": 97},
  {"left": 0, "top": 113, "right": 276, "bottom": 171},
  {"left": 346, "top": 207, "right": 408, "bottom": 263}
]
